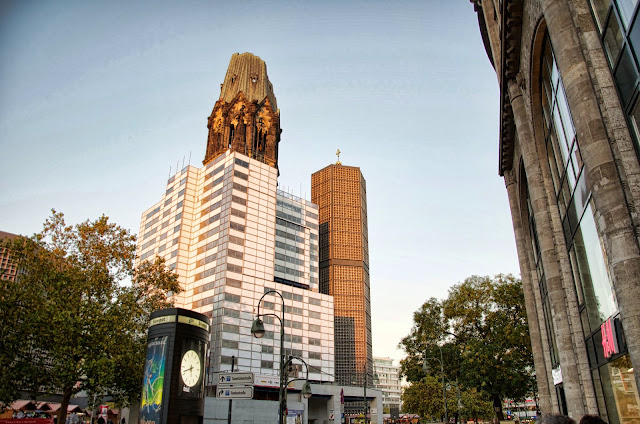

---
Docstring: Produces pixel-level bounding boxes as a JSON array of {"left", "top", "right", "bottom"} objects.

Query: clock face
[{"left": 180, "top": 349, "right": 201, "bottom": 387}]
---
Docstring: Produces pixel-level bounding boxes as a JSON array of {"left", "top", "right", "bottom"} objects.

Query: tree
[
  {"left": 0, "top": 211, "right": 181, "bottom": 424},
  {"left": 460, "top": 388, "right": 494, "bottom": 423},
  {"left": 399, "top": 274, "right": 534, "bottom": 420},
  {"left": 401, "top": 375, "right": 445, "bottom": 421},
  {"left": 402, "top": 377, "right": 493, "bottom": 423}
]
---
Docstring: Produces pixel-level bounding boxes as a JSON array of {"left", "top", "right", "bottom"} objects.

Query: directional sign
[
  {"left": 216, "top": 386, "right": 254, "bottom": 399},
  {"left": 217, "top": 372, "right": 254, "bottom": 386}
]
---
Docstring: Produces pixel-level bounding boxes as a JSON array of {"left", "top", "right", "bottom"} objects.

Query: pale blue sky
[{"left": 0, "top": 1, "right": 519, "bottom": 362}]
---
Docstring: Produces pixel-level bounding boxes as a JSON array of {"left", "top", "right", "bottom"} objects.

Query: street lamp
[
  {"left": 252, "top": 290, "right": 286, "bottom": 424},
  {"left": 282, "top": 355, "right": 313, "bottom": 413},
  {"left": 423, "top": 345, "right": 447, "bottom": 424}
]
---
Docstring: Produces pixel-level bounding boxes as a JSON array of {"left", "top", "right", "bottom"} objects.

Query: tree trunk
[
  {"left": 57, "top": 385, "right": 72, "bottom": 424},
  {"left": 493, "top": 395, "right": 504, "bottom": 421}
]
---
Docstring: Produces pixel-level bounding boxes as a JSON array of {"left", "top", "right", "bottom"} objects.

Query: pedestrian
[
  {"left": 579, "top": 416, "right": 608, "bottom": 424},
  {"left": 97, "top": 416, "right": 105, "bottom": 424}
]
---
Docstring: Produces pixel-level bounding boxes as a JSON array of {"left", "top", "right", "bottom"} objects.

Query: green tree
[
  {"left": 399, "top": 274, "right": 534, "bottom": 420},
  {"left": 0, "top": 211, "right": 181, "bottom": 424},
  {"left": 460, "top": 388, "right": 494, "bottom": 422},
  {"left": 401, "top": 375, "right": 445, "bottom": 421}
]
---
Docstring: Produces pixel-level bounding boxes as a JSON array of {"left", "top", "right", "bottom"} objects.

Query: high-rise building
[
  {"left": 372, "top": 357, "right": 401, "bottom": 412},
  {"left": 136, "top": 53, "right": 335, "bottom": 390},
  {"left": 311, "top": 163, "right": 372, "bottom": 387},
  {"left": 0, "top": 231, "right": 19, "bottom": 281},
  {"left": 470, "top": 0, "right": 640, "bottom": 421}
]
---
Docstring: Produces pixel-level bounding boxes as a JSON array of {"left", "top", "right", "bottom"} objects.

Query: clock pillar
[{"left": 140, "top": 308, "right": 210, "bottom": 424}]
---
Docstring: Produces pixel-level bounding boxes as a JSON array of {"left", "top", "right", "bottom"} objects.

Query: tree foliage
[
  {"left": 399, "top": 274, "right": 534, "bottom": 420},
  {"left": 401, "top": 375, "right": 446, "bottom": 421},
  {"left": 402, "top": 377, "right": 494, "bottom": 422},
  {"left": 0, "top": 211, "right": 181, "bottom": 424}
]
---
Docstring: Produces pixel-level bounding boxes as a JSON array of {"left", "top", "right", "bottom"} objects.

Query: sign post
[
  {"left": 216, "top": 386, "right": 254, "bottom": 399},
  {"left": 216, "top": 371, "right": 255, "bottom": 400}
]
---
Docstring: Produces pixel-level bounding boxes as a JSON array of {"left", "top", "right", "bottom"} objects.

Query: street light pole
[
  {"left": 423, "top": 345, "right": 447, "bottom": 424},
  {"left": 252, "top": 290, "right": 286, "bottom": 424}
]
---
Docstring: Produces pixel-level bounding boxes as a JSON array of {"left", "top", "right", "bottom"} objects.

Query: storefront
[{"left": 586, "top": 315, "right": 640, "bottom": 424}]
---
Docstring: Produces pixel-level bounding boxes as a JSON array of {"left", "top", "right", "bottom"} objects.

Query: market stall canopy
[{"left": 9, "top": 400, "right": 37, "bottom": 411}]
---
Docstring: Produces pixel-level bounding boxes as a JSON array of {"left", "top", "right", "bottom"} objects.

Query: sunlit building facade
[
  {"left": 471, "top": 0, "right": 640, "bottom": 422},
  {"left": 0, "top": 231, "right": 19, "bottom": 281},
  {"left": 373, "top": 357, "right": 401, "bottom": 412},
  {"left": 311, "top": 164, "right": 372, "bottom": 388},
  {"left": 136, "top": 53, "right": 335, "bottom": 387}
]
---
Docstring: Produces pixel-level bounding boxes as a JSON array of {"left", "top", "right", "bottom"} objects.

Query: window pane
[
  {"left": 590, "top": 0, "right": 612, "bottom": 32},
  {"left": 572, "top": 202, "right": 617, "bottom": 329},
  {"left": 604, "top": 12, "right": 624, "bottom": 67},
  {"left": 569, "top": 246, "right": 586, "bottom": 305},
  {"left": 614, "top": 45, "right": 638, "bottom": 107},
  {"left": 616, "top": 0, "right": 639, "bottom": 29},
  {"left": 553, "top": 104, "right": 571, "bottom": 163},
  {"left": 629, "top": 96, "right": 640, "bottom": 144},
  {"left": 558, "top": 85, "right": 577, "bottom": 149}
]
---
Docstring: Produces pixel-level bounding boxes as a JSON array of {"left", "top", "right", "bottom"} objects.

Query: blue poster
[{"left": 139, "top": 336, "right": 168, "bottom": 424}]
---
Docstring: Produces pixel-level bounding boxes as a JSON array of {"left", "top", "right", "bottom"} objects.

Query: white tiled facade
[
  {"left": 136, "top": 150, "right": 335, "bottom": 385},
  {"left": 373, "top": 357, "right": 401, "bottom": 411}
]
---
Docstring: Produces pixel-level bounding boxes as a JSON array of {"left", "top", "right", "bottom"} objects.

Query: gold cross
[{"left": 336, "top": 149, "right": 341, "bottom": 165}]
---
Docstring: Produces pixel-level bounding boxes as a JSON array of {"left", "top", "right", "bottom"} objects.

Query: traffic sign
[
  {"left": 218, "top": 372, "right": 254, "bottom": 386},
  {"left": 216, "top": 386, "right": 254, "bottom": 399}
]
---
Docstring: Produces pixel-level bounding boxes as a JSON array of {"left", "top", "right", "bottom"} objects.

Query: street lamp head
[
  {"left": 251, "top": 318, "right": 265, "bottom": 338},
  {"left": 302, "top": 381, "right": 312, "bottom": 399},
  {"left": 422, "top": 361, "right": 431, "bottom": 373}
]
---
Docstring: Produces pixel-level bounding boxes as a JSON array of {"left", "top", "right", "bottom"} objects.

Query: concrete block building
[{"left": 470, "top": 0, "right": 640, "bottom": 421}]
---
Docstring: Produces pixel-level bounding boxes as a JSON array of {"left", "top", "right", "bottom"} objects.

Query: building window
[
  {"left": 589, "top": 0, "right": 640, "bottom": 154},
  {"left": 541, "top": 34, "right": 617, "bottom": 333}
]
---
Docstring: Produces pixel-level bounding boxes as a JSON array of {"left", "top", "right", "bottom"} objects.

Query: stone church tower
[{"left": 203, "top": 53, "right": 281, "bottom": 170}]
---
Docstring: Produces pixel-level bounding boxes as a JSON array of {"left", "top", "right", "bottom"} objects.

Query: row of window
[
  {"left": 201, "top": 187, "right": 223, "bottom": 205},
  {"left": 276, "top": 229, "right": 305, "bottom": 243},
  {"left": 275, "top": 252, "right": 305, "bottom": 267},
  {"left": 277, "top": 199, "right": 302, "bottom": 214},
  {"left": 275, "top": 240, "right": 304, "bottom": 255},
  {"left": 275, "top": 264, "right": 304, "bottom": 277},
  {"left": 205, "top": 163, "right": 226, "bottom": 181},
  {"left": 235, "top": 157, "right": 249, "bottom": 168},
  {"left": 232, "top": 195, "right": 246, "bottom": 206},
  {"left": 146, "top": 206, "right": 161, "bottom": 220},
  {"left": 203, "top": 175, "right": 224, "bottom": 194},
  {"left": 276, "top": 217, "right": 305, "bottom": 233},
  {"left": 276, "top": 209, "right": 302, "bottom": 224},
  {"left": 201, "top": 200, "right": 222, "bottom": 217},
  {"left": 200, "top": 212, "right": 221, "bottom": 229}
]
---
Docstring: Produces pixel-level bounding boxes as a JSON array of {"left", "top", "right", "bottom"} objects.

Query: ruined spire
[{"left": 203, "top": 53, "right": 281, "bottom": 170}]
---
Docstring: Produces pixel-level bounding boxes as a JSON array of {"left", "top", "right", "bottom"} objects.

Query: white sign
[
  {"left": 216, "top": 386, "right": 254, "bottom": 399},
  {"left": 218, "top": 372, "right": 254, "bottom": 386},
  {"left": 552, "top": 366, "right": 563, "bottom": 385},
  {"left": 254, "top": 373, "right": 280, "bottom": 388}
]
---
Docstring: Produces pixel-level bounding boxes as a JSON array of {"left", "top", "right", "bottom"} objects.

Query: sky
[{"left": 0, "top": 0, "right": 520, "bottom": 364}]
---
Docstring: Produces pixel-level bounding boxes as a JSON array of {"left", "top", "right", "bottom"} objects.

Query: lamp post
[
  {"left": 423, "top": 345, "right": 447, "bottom": 424},
  {"left": 252, "top": 290, "right": 286, "bottom": 424},
  {"left": 282, "top": 355, "right": 313, "bottom": 419}
]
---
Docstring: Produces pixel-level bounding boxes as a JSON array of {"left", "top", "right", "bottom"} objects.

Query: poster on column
[
  {"left": 139, "top": 336, "right": 168, "bottom": 424},
  {"left": 286, "top": 409, "right": 303, "bottom": 424}
]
